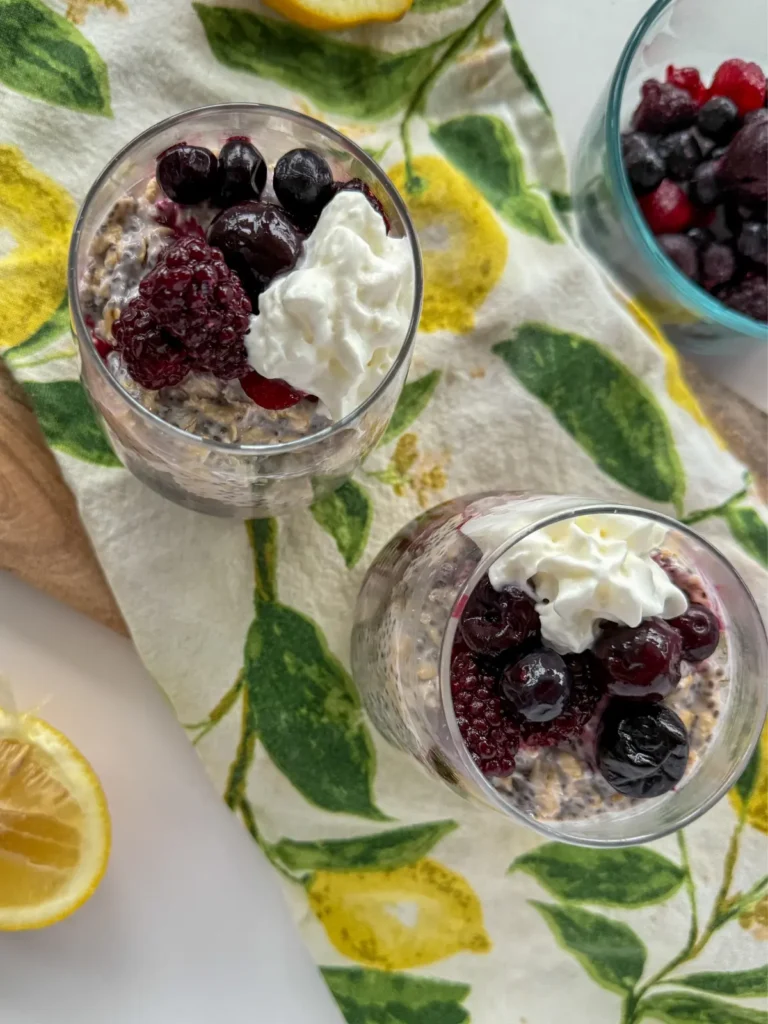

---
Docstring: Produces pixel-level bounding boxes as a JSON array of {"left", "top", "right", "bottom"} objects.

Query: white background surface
[{"left": 0, "top": 4, "right": 765, "bottom": 1023}]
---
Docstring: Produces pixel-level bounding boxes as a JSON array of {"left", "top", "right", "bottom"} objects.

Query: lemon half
[
  {"left": 0, "top": 710, "right": 111, "bottom": 931},
  {"left": 262, "top": 0, "right": 412, "bottom": 31}
]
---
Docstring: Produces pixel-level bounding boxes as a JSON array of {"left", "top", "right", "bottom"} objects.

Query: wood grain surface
[{"left": 0, "top": 357, "right": 764, "bottom": 636}]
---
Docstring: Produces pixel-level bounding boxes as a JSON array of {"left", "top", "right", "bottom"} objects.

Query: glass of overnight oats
[
  {"left": 69, "top": 105, "right": 422, "bottom": 517},
  {"left": 351, "top": 493, "right": 768, "bottom": 846},
  {"left": 573, "top": 0, "right": 768, "bottom": 354}
]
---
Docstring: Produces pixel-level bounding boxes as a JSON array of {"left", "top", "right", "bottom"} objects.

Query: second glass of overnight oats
[
  {"left": 351, "top": 494, "right": 768, "bottom": 846},
  {"left": 69, "top": 105, "right": 422, "bottom": 517}
]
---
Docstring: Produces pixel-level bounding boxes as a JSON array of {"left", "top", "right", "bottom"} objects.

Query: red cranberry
[
  {"left": 639, "top": 179, "right": 694, "bottom": 234},
  {"left": 156, "top": 144, "right": 218, "bottom": 206},
  {"left": 666, "top": 65, "right": 708, "bottom": 106},
  {"left": 622, "top": 132, "right": 666, "bottom": 194},
  {"left": 594, "top": 618, "right": 683, "bottom": 701},
  {"left": 709, "top": 59, "right": 766, "bottom": 116},
  {"left": 597, "top": 701, "right": 689, "bottom": 798},
  {"left": 632, "top": 79, "right": 698, "bottom": 134},
  {"left": 658, "top": 129, "right": 703, "bottom": 181},
  {"left": 239, "top": 370, "right": 307, "bottom": 410},
  {"left": 668, "top": 604, "right": 721, "bottom": 662},
  {"left": 501, "top": 650, "right": 572, "bottom": 723},
  {"left": 459, "top": 576, "right": 539, "bottom": 657},
  {"left": 690, "top": 161, "right": 721, "bottom": 207}
]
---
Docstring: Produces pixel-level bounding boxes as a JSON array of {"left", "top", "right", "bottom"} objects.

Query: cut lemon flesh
[
  {"left": 262, "top": 0, "right": 413, "bottom": 31},
  {"left": 0, "top": 710, "right": 110, "bottom": 930}
]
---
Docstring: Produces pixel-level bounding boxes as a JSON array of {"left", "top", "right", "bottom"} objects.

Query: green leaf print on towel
[
  {"left": 194, "top": 5, "right": 454, "bottom": 121},
  {"left": 241, "top": 519, "right": 384, "bottom": 820},
  {"left": 503, "top": 13, "right": 551, "bottom": 114},
  {"left": 0, "top": 0, "right": 111, "bottom": 116},
  {"left": 530, "top": 902, "right": 647, "bottom": 994},
  {"left": 494, "top": 323, "right": 686, "bottom": 512},
  {"left": 675, "top": 968, "right": 768, "bottom": 999},
  {"left": 412, "top": 0, "right": 468, "bottom": 11},
  {"left": 431, "top": 115, "right": 562, "bottom": 243},
  {"left": 23, "top": 380, "right": 120, "bottom": 467},
  {"left": 380, "top": 370, "right": 442, "bottom": 447},
  {"left": 311, "top": 480, "right": 373, "bottom": 569},
  {"left": 723, "top": 505, "right": 768, "bottom": 569},
  {"left": 322, "top": 967, "right": 471, "bottom": 1024},
  {"left": 271, "top": 820, "right": 458, "bottom": 876},
  {"left": 635, "top": 991, "right": 768, "bottom": 1023},
  {"left": 511, "top": 845, "right": 685, "bottom": 908}
]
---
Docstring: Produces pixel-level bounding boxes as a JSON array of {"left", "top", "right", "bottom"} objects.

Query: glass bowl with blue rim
[{"left": 573, "top": 0, "right": 768, "bottom": 355}]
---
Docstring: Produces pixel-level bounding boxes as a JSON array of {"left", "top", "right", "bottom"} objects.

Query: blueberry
[
  {"left": 658, "top": 129, "right": 703, "bottom": 180},
  {"left": 697, "top": 96, "right": 741, "bottom": 143},
  {"left": 460, "top": 576, "right": 539, "bottom": 657},
  {"left": 668, "top": 604, "right": 721, "bottom": 661},
  {"left": 273, "top": 148, "right": 334, "bottom": 228},
  {"left": 738, "top": 220, "right": 768, "bottom": 266},
  {"left": 597, "top": 701, "right": 689, "bottom": 798},
  {"left": 214, "top": 137, "right": 267, "bottom": 207},
  {"left": 658, "top": 233, "right": 699, "bottom": 279},
  {"left": 690, "top": 128, "right": 716, "bottom": 159},
  {"left": 595, "top": 619, "right": 683, "bottom": 700},
  {"left": 207, "top": 201, "right": 303, "bottom": 306},
  {"left": 622, "top": 132, "right": 665, "bottom": 194},
  {"left": 501, "top": 650, "right": 572, "bottom": 723},
  {"left": 690, "top": 161, "right": 721, "bottom": 206},
  {"left": 701, "top": 241, "right": 736, "bottom": 289},
  {"left": 156, "top": 144, "right": 218, "bottom": 205},
  {"left": 687, "top": 226, "right": 714, "bottom": 249}
]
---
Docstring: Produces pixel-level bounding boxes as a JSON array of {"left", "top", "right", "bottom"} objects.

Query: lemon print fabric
[
  {"left": 730, "top": 725, "right": 768, "bottom": 834},
  {"left": 307, "top": 858, "right": 491, "bottom": 970},
  {"left": 261, "top": 0, "right": 413, "bottom": 31},
  {"left": 0, "top": 146, "right": 75, "bottom": 351},
  {"left": 389, "top": 156, "right": 508, "bottom": 334}
]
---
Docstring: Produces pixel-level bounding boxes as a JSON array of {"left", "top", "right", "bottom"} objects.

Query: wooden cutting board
[{"left": 0, "top": 358, "right": 764, "bottom": 639}]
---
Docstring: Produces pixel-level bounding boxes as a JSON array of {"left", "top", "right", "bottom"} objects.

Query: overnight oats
[
  {"left": 351, "top": 494, "right": 768, "bottom": 845},
  {"left": 70, "top": 105, "right": 422, "bottom": 517}
]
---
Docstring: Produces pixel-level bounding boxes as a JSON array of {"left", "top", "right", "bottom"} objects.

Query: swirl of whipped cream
[
  {"left": 244, "top": 190, "right": 414, "bottom": 421},
  {"left": 461, "top": 512, "right": 688, "bottom": 654}
]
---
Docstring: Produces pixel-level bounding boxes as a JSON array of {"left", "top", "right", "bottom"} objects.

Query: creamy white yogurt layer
[
  {"left": 245, "top": 191, "right": 414, "bottom": 421},
  {"left": 461, "top": 512, "right": 688, "bottom": 654}
]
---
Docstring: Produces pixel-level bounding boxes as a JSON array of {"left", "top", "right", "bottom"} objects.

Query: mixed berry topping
[
  {"left": 451, "top": 562, "right": 721, "bottom": 798},
  {"left": 597, "top": 702, "right": 689, "bottom": 798},
  {"left": 109, "top": 134, "right": 392, "bottom": 407},
  {"left": 623, "top": 58, "right": 768, "bottom": 323}
]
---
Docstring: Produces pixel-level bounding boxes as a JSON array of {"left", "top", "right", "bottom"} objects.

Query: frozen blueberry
[
  {"left": 687, "top": 226, "right": 714, "bottom": 249},
  {"left": 690, "top": 161, "right": 721, "bottom": 207},
  {"left": 622, "top": 132, "right": 666, "bottom": 193},
  {"left": 738, "top": 220, "right": 768, "bottom": 266},
  {"left": 697, "top": 96, "right": 741, "bottom": 143},
  {"left": 658, "top": 129, "right": 703, "bottom": 180},
  {"left": 701, "top": 241, "right": 736, "bottom": 289},
  {"left": 658, "top": 233, "right": 699, "bottom": 279}
]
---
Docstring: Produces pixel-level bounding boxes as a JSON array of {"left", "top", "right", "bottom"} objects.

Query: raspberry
[
  {"left": 139, "top": 236, "right": 252, "bottom": 354},
  {"left": 709, "top": 59, "right": 766, "bottom": 116},
  {"left": 666, "top": 65, "right": 708, "bottom": 106},
  {"left": 112, "top": 298, "right": 191, "bottom": 389},
  {"left": 451, "top": 649, "right": 518, "bottom": 777},
  {"left": 638, "top": 179, "right": 694, "bottom": 234},
  {"left": 632, "top": 79, "right": 697, "bottom": 133},
  {"left": 239, "top": 370, "right": 308, "bottom": 410},
  {"left": 520, "top": 652, "right": 606, "bottom": 749},
  {"left": 194, "top": 340, "right": 251, "bottom": 380}
]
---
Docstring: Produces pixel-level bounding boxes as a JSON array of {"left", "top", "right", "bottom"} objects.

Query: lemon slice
[
  {"left": 262, "top": 0, "right": 413, "bottom": 31},
  {"left": 0, "top": 710, "right": 111, "bottom": 931}
]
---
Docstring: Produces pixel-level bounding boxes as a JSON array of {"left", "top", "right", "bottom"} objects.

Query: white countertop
[{"left": 0, "top": 5, "right": 764, "bottom": 1024}]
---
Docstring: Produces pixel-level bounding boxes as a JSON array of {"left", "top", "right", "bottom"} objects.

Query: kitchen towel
[{"left": 2, "top": 1, "right": 767, "bottom": 1021}]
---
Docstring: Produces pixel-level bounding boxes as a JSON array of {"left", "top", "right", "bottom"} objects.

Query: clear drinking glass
[
  {"left": 69, "top": 104, "right": 423, "bottom": 518},
  {"left": 573, "top": 0, "right": 768, "bottom": 355},
  {"left": 351, "top": 492, "right": 768, "bottom": 846}
]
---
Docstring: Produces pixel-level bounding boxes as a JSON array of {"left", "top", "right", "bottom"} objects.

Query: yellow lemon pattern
[
  {"left": 730, "top": 725, "right": 768, "bottom": 834},
  {"left": 0, "top": 146, "right": 75, "bottom": 351},
  {"left": 307, "top": 858, "right": 491, "bottom": 970},
  {"left": 389, "top": 156, "right": 508, "bottom": 334}
]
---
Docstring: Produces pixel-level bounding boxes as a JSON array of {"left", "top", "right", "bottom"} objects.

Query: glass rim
[
  {"left": 605, "top": 0, "right": 768, "bottom": 343},
  {"left": 68, "top": 102, "right": 425, "bottom": 456},
  {"left": 438, "top": 498, "right": 768, "bottom": 847}
]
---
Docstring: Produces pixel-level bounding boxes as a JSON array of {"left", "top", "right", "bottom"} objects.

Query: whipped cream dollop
[
  {"left": 461, "top": 512, "right": 688, "bottom": 654},
  {"left": 244, "top": 190, "right": 414, "bottom": 420}
]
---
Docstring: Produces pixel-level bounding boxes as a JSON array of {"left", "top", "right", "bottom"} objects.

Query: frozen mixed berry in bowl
[
  {"left": 71, "top": 104, "right": 422, "bottom": 518},
  {"left": 574, "top": 0, "right": 768, "bottom": 355},
  {"left": 351, "top": 493, "right": 768, "bottom": 847}
]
